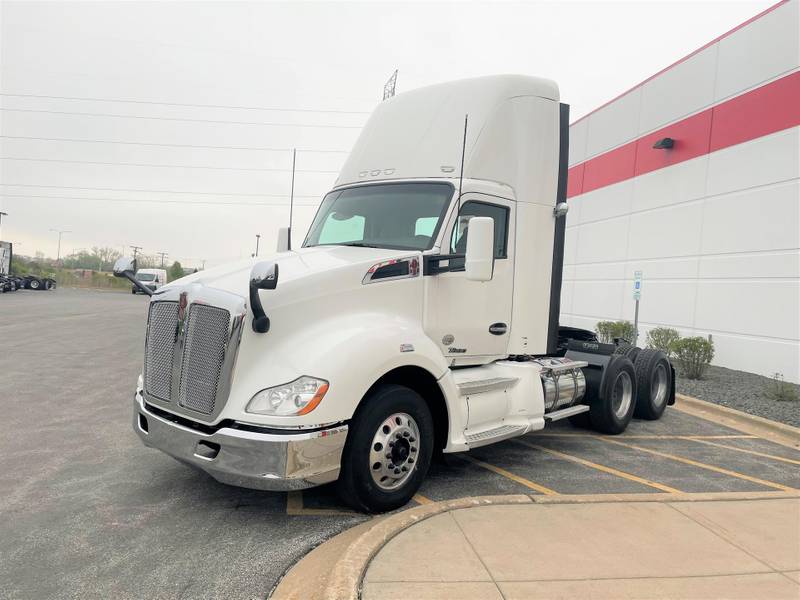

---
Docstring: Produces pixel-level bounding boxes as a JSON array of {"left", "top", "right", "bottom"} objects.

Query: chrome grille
[
  {"left": 178, "top": 304, "right": 231, "bottom": 415},
  {"left": 144, "top": 301, "right": 179, "bottom": 401}
]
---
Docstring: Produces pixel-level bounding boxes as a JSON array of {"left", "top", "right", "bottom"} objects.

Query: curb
[
  {"left": 675, "top": 393, "right": 800, "bottom": 449},
  {"left": 269, "top": 490, "right": 799, "bottom": 600}
]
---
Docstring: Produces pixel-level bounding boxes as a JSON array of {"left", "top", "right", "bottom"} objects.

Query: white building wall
[{"left": 562, "top": 0, "right": 800, "bottom": 382}]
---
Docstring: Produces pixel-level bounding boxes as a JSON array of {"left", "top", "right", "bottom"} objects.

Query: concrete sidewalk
[{"left": 362, "top": 497, "right": 800, "bottom": 600}]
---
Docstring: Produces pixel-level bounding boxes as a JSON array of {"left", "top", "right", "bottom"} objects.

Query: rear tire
[
  {"left": 614, "top": 345, "right": 641, "bottom": 363},
  {"left": 337, "top": 384, "right": 434, "bottom": 513},
  {"left": 633, "top": 349, "right": 672, "bottom": 420},
  {"left": 589, "top": 356, "right": 637, "bottom": 435},
  {"left": 29, "top": 279, "right": 41, "bottom": 290}
]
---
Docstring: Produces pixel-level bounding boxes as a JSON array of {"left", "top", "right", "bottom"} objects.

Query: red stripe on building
[{"left": 567, "top": 71, "right": 800, "bottom": 198}]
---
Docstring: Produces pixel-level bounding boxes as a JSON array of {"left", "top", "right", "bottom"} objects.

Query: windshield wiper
[{"left": 337, "top": 242, "right": 382, "bottom": 248}]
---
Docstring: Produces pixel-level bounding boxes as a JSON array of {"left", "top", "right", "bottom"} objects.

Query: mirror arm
[
  {"left": 249, "top": 284, "right": 270, "bottom": 333},
  {"left": 422, "top": 253, "right": 465, "bottom": 275},
  {"left": 122, "top": 272, "right": 153, "bottom": 296}
]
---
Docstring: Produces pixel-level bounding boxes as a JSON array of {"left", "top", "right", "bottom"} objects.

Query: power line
[
  {"left": 0, "top": 135, "right": 351, "bottom": 153},
  {"left": 0, "top": 182, "right": 320, "bottom": 199},
  {"left": 0, "top": 193, "right": 321, "bottom": 207},
  {"left": 0, "top": 156, "right": 340, "bottom": 173},
  {"left": 0, "top": 107, "right": 364, "bottom": 129},
  {"left": 0, "top": 92, "right": 372, "bottom": 115}
]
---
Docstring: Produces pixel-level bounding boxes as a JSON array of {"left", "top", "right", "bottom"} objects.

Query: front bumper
[{"left": 133, "top": 393, "right": 348, "bottom": 491}]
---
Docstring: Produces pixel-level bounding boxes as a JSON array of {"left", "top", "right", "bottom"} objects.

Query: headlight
[{"left": 246, "top": 376, "right": 329, "bottom": 416}]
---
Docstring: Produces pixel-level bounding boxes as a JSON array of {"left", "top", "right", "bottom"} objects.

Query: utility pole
[
  {"left": 49, "top": 228, "right": 71, "bottom": 262},
  {"left": 130, "top": 245, "right": 143, "bottom": 263},
  {"left": 156, "top": 251, "right": 168, "bottom": 268},
  {"left": 0, "top": 211, "right": 8, "bottom": 240},
  {"left": 254, "top": 234, "right": 261, "bottom": 257}
]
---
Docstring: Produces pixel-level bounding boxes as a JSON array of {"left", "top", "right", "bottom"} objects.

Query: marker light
[{"left": 246, "top": 376, "right": 329, "bottom": 416}]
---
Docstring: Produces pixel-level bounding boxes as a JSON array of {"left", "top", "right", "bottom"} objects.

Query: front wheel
[{"left": 337, "top": 384, "right": 434, "bottom": 513}]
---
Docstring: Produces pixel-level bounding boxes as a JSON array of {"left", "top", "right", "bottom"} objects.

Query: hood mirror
[
  {"left": 249, "top": 261, "right": 279, "bottom": 333},
  {"left": 113, "top": 256, "right": 153, "bottom": 296},
  {"left": 113, "top": 256, "right": 136, "bottom": 277}
]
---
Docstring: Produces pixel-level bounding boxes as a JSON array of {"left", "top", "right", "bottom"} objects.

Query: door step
[
  {"left": 544, "top": 404, "right": 590, "bottom": 423},
  {"left": 465, "top": 424, "right": 526, "bottom": 448},
  {"left": 457, "top": 377, "right": 518, "bottom": 396}
]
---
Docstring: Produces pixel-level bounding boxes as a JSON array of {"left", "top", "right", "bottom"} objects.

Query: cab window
[{"left": 450, "top": 201, "right": 509, "bottom": 258}]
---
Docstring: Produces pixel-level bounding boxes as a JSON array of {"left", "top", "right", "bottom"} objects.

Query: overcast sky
[{"left": 0, "top": 0, "right": 773, "bottom": 268}]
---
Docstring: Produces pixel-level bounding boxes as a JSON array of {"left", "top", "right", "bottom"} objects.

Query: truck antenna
[
  {"left": 457, "top": 114, "right": 468, "bottom": 216},
  {"left": 288, "top": 148, "right": 296, "bottom": 251}
]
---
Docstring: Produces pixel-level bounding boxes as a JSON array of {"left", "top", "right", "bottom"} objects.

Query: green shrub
[
  {"left": 672, "top": 336, "right": 714, "bottom": 379},
  {"left": 595, "top": 320, "right": 636, "bottom": 344},
  {"left": 646, "top": 327, "right": 681, "bottom": 357},
  {"left": 764, "top": 373, "right": 800, "bottom": 402}
]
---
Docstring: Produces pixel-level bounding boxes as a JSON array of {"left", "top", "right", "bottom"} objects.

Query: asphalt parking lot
[{"left": 2, "top": 288, "right": 798, "bottom": 599}]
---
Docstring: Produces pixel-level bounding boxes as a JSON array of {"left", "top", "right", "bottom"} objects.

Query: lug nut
[
  {"left": 409, "top": 437, "right": 416, "bottom": 443},
  {"left": 396, "top": 433, "right": 403, "bottom": 439},
  {"left": 403, "top": 431, "right": 410, "bottom": 437},
  {"left": 408, "top": 458, "right": 414, "bottom": 463},
  {"left": 401, "top": 466, "right": 408, "bottom": 472},
  {"left": 394, "top": 468, "right": 401, "bottom": 474}
]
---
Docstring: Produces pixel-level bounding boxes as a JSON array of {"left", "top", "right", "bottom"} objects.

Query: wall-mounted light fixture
[{"left": 652, "top": 137, "right": 675, "bottom": 149}]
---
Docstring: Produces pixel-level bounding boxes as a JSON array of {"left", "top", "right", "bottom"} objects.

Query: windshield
[
  {"left": 304, "top": 182, "right": 453, "bottom": 251},
  {"left": 136, "top": 272, "right": 156, "bottom": 281}
]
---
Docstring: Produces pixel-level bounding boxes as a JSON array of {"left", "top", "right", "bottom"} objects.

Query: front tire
[
  {"left": 589, "top": 356, "right": 637, "bottom": 434},
  {"left": 337, "top": 384, "right": 434, "bottom": 513}
]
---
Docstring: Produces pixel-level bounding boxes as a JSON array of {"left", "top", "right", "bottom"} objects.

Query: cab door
[{"left": 424, "top": 194, "right": 514, "bottom": 363}]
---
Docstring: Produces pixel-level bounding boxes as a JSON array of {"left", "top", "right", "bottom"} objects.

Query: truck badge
[{"left": 442, "top": 334, "right": 455, "bottom": 346}]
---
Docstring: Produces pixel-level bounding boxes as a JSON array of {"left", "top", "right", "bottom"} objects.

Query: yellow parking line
[
  {"left": 532, "top": 433, "right": 757, "bottom": 440},
  {"left": 682, "top": 438, "right": 800, "bottom": 466},
  {"left": 596, "top": 437, "right": 796, "bottom": 492},
  {"left": 413, "top": 493, "right": 433, "bottom": 505},
  {"left": 457, "top": 454, "right": 559, "bottom": 495},
  {"left": 514, "top": 439, "right": 682, "bottom": 494}
]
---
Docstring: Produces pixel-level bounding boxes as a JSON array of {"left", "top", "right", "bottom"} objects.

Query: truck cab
[{"left": 121, "top": 75, "right": 675, "bottom": 512}]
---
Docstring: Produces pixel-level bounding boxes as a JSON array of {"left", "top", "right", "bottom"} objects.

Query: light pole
[
  {"left": 254, "top": 234, "right": 261, "bottom": 257},
  {"left": 0, "top": 211, "right": 8, "bottom": 240},
  {"left": 49, "top": 228, "right": 71, "bottom": 262}
]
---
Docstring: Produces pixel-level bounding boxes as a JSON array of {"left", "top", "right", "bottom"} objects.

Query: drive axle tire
[
  {"left": 337, "top": 384, "right": 434, "bottom": 513},
  {"left": 589, "top": 356, "right": 637, "bottom": 435},
  {"left": 614, "top": 345, "right": 641, "bottom": 363},
  {"left": 633, "top": 349, "right": 672, "bottom": 420},
  {"left": 29, "top": 279, "right": 40, "bottom": 290}
]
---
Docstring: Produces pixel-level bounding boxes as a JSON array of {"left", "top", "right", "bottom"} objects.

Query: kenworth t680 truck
[{"left": 116, "top": 75, "right": 675, "bottom": 513}]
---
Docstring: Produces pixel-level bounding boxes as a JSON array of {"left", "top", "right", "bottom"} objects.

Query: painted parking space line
[
  {"left": 413, "top": 493, "right": 433, "bottom": 505},
  {"left": 681, "top": 438, "right": 800, "bottom": 466},
  {"left": 595, "top": 436, "right": 797, "bottom": 492},
  {"left": 513, "top": 439, "right": 683, "bottom": 494},
  {"left": 533, "top": 433, "right": 758, "bottom": 440},
  {"left": 456, "top": 454, "right": 559, "bottom": 495}
]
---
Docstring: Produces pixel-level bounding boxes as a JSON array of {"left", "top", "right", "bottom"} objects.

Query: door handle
[{"left": 489, "top": 323, "right": 507, "bottom": 335}]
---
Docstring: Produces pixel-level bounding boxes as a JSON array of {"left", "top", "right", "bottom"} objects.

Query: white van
[{"left": 132, "top": 269, "right": 167, "bottom": 294}]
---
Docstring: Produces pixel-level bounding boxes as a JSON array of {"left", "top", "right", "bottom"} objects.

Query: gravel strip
[{"left": 676, "top": 365, "right": 800, "bottom": 428}]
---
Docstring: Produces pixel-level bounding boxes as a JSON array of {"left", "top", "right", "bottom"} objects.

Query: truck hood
[{"left": 161, "top": 245, "right": 415, "bottom": 299}]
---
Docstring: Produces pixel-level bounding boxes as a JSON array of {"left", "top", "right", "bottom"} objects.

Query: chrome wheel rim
[
  {"left": 369, "top": 412, "right": 420, "bottom": 491},
  {"left": 612, "top": 371, "right": 633, "bottom": 419},
  {"left": 652, "top": 363, "right": 668, "bottom": 408}
]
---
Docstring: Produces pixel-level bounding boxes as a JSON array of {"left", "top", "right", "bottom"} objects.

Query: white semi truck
[{"left": 116, "top": 75, "right": 674, "bottom": 512}]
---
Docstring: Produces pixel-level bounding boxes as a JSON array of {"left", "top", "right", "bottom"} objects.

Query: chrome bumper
[{"left": 133, "top": 393, "right": 348, "bottom": 491}]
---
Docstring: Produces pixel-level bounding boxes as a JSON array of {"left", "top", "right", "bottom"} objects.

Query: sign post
[{"left": 633, "top": 270, "right": 642, "bottom": 346}]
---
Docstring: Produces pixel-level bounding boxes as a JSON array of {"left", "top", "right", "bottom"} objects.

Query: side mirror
[
  {"left": 465, "top": 217, "right": 494, "bottom": 282},
  {"left": 113, "top": 256, "right": 153, "bottom": 296},
  {"left": 249, "top": 261, "right": 279, "bottom": 333},
  {"left": 276, "top": 227, "right": 291, "bottom": 252},
  {"left": 113, "top": 256, "right": 136, "bottom": 277}
]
